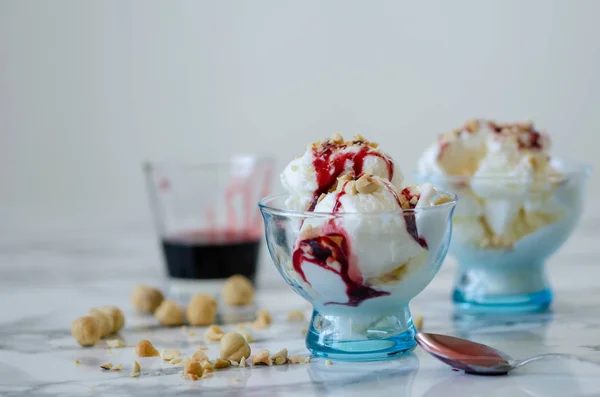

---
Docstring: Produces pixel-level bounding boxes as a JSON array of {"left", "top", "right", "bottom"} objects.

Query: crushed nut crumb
[
  {"left": 197, "top": 345, "right": 209, "bottom": 351},
  {"left": 75, "top": 360, "right": 81, "bottom": 365},
  {"left": 111, "top": 363, "right": 122, "bottom": 371},
  {"left": 160, "top": 349, "right": 181, "bottom": 362},
  {"left": 252, "top": 349, "right": 272, "bottom": 366},
  {"left": 131, "top": 372, "right": 140, "bottom": 378},
  {"left": 204, "top": 324, "right": 225, "bottom": 342},
  {"left": 230, "top": 360, "right": 239, "bottom": 367},
  {"left": 192, "top": 350, "right": 208, "bottom": 362},
  {"left": 100, "top": 362, "right": 113, "bottom": 370},
  {"left": 287, "top": 311, "right": 305, "bottom": 322},
  {"left": 106, "top": 339, "right": 126, "bottom": 348},
  {"left": 170, "top": 357, "right": 183, "bottom": 365},
  {"left": 239, "top": 356, "right": 247, "bottom": 368},
  {"left": 271, "top": 348, "right": 288, "bottom": 365},
  {"left": 289, "top": 355, "right": 310, "bottom": 364},
  {"left": 214, "top": 358, "right": 230, "bottom": 369},
  {"left": 253, "top": 309, "right": 272, "bottom": 329}
]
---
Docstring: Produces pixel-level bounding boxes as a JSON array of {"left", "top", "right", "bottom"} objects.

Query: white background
[{"left": 2, "top": 0, "right": 599, "bottom": 231}]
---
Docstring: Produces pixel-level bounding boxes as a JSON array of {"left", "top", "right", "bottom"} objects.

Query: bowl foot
[
  {"left": 305, "top": 308, "right": 417, "bottom": 361},
  {"left": 453, "top": 288, "right": 553, "bottom": 314}
]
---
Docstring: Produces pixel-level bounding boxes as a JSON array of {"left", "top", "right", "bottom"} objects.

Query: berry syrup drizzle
[
  {"left": 308, "top": 141, "right": 394, "bottom": 211},
  {"left": 292, "top": 181, "right": 390, "bottom": 307}
]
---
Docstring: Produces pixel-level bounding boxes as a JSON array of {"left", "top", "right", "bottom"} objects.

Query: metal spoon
[{"left": 415, "top": 332, "right": 600, "bottom": 376}]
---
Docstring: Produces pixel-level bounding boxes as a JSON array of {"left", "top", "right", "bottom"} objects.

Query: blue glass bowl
[
  {"left": 416, "top": 161, "right": 590, "bottom": 314},
  {"left": 259, "top": 193, "right": 456, "bottom": 361}
]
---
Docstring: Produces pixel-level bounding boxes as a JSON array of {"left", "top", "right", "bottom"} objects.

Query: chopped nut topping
[
  {"left": 368, "top": 141, "right": 379, "bottom": 149},
  {"left": 106, "top": 339, "right": 126, "bottom": 349},
  {"left": 330, "top": 132, "right": 344, "bottom": 144},
  {"left": 413, "top": 315, "right": 424, "bottom": 330},
  {"left": 135, "top": 340, "right": 159, "bottom": 357},
  {"left": 353, "top": 133, "right": 367, "bottom": 142},
  {"left": 355, "top": 174, "right": 380, "bottom": 194},
  {"left": 287, "top": 310, "right": 305, "bottom": 322},
  {"left": 100, "top": 363, "right": 113, "bottom": 370},
  {"left": 271, "top": 348, "right": 288, "bottom": 365},
  {"left": 252, "top": 310, "right": 272, "bottom": 329},
  {"left": 344, "top": 181, "right": 358, "bottom": 195},
  {"left": 289, "top": 355, "right": 310, "bottom": 364},
  {"left": 434, "top": 194, "right": 454, "bottom": 205},
  {"left": 239, "top": 356, "right": 247, "bottom": 367},
  {"left": 204, "top": 324, "right": 225, "bottom": 342},
  {"left": 111, "top": 363, "right": 122, "bottom": 371},
  {"left": 252, "top": 349, "right": 272, "bottom": 366},
  {"left": 409, "top": 196, "right": 418, "bottom": 205},
  {"left": 160, "top": 349, "right": 182, "bottom": 361},
  {"left": 464, "top": 119, "right": 480, "bottom": 133},
  {"left": 214, "top": 358, "right": 231, "bottom": 369},
  {"left": 325, "top": 359, "right": 333, "bottom": 366}
]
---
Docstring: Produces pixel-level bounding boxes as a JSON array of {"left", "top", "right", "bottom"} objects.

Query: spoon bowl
[{"left": 416, "top": 332, "right": 600, "bottom": 375}]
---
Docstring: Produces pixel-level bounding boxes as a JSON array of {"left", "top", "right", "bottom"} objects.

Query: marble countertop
[{"left": 2, "top": 219, "right": 600, "bottom": 397}]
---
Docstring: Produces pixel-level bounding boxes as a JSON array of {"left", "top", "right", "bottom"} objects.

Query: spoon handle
[{"left": 515, "top": 353, "right": 600, "bottom": 369}]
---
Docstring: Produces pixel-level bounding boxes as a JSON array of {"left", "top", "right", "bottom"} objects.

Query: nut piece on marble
[
  {"left": 186, "top": 294, "right": 217, "bottom": 326},
  {"left": 204, "top": 324, "right": 225, "bottom": 342},
  {"left": 99, "top": 306, "right": 125, "bottom": 333},
  {"left": 252, "top": 349, "right": 272, "bottom": 366},
  {"left": 289, "top": 355, "right": 310, "bottom": 364},
  {"left": 220, "top": 332, "right": 251, "bottom": 362},
  {"left": 154, "top": 300, "right": 184, "bottom": 326},
  {"left": 106, "top": 339, "right": 126, "bottom": 349},
  {"left": 239, "top": 356, "right": 247, "bottom": 367},
  {"left": 136, "top": 340, "right": 160, "bottom": 357},
  {"left": 100, "top": 362, "right": 113, "bottom": 370},
  {"left": 71, "top": 316, "right": 101, "bottom": 347},
  {"left": 131, "top": 285, "right": 164, "bottom": 314},
  {"left": 160, "top": 349, "right": 181, "bottom": 362},
  {"left": 222, "top": 275, "right": 255, "bottom": 306},
  {"left": 253, "top": 309, "right": 272, "bottom": 329},
  {"left": 271, "top": 348, "right": 288, "bottom": 365},
  {"left": 184, "top": 358, "right": 204, "bottom": 381},
  {"left": 214, "top": 358, "right": 231, "bottom": 369},
  {"left": 89, "top": 308, "right": 115, "bottom": 338},
  {"left": 192, "top": 350, "right": 208, "bottom": 362}
]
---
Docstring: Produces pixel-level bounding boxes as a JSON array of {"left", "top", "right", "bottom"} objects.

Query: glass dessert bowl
[
  {"left": 260, "top": 132, "right": 457, "bottom": 361},
  {"left": 417, "top": 120, "right": 590, "bottom": 313}
]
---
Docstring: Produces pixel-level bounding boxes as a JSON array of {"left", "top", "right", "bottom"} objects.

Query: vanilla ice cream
[
  {"left": 418, "top": 119, "right": 565, "bottom": 248},
  {"left": 281, "top": 133, "right": 451, "bottom": 307}
]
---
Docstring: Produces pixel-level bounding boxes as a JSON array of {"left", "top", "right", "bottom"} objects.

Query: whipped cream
[{"left": 418, "top": 120, "right": 564, "bottom": 247}]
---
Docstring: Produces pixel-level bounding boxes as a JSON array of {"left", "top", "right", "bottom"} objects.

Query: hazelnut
[
  {"left": 214, "top": 358, "right": 230, "bottom": 369},
  {"left": 135, "top": 340, "right": 159, "bottom": 357},
  {"left": 271, "top": 348, "right": 288, "bottom": 365},
  {"left": 131, "top": 285, "right": 164, "bottom": 314},
  {"left": 184, "top": 358, "right": 204, "bottom": 379},
  {"left": 222, "top": 275, "right": 255, "bottom": 306},
  {"left": 88, "top": 308, "right": 114, "bottom": 338},
  {"left": 252, "top": 349, "right": 272, "bottom": 366},
  {"left": 71, "top": 316, "right": 101, "bottom": 347},
  {"left": 219, "top": 332, "right": 251, "bottom": 362},
  {"left": 185, "top": 294, "right": 217, "bottom": 326},
  {"left": 204, "top": 324, "right": 225, "bottom": 342},
  {"left": 252, "top": 309, "right": 272, "bottom": 329},
  {"left": 353, "top": 133, "right": 367, "bottom": 142},
  {"left": 99, "top": 306, "right": 125, "bottom": 333},
  {"left": 154, "top": 300, "right": 184, "bottom": 326}
]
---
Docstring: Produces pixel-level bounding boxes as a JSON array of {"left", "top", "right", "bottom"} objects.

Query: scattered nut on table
[
  {"left": 154, "top": 300, "right": 184, "bottom": 326},
  {"left": 222, "top": 275, "right": 255, "bottom": 306},
  {"left": 184, "top": 358, "right": 204, "bottom": 381},
  {"left": 253, "top": 309, "right": 272, "bottom": 329},
  {"left": 192, "top": 350, "right": 208, "bottom": 362},
  {"left": 252, "top": 349, "right": 272, "bottom": 366},
  {"left": 220, "top": 332, "right": 251, "bottom": 362},
  {"left": 204, "top": 324, "right": 225, "bottom": 342},
  {"left": 214, "top": 358, "right": 230, "bottom": 369},
  {"left": 100, "top": 306, "right": 125, "bottom": 333},
  {"left": 131, "top": 285, "right": 164, "bottom": 314},
  {"left": 89, "top": 308, "right": 114, "bottom": 338},
  {"left": 271, "top": 348, "right": 288, "bottom": 365},
  {"left": 135, "top": 340, "right": 159, "bottom": 357},
  {"left": 186, "top": 294, "right": 217, "bottom": 326},
  {"left": 71, "top": 316, "right": 101, "bottom": 347}
]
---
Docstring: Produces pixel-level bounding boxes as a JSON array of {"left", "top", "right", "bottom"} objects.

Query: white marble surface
[{"left": 1, "top": 218, "right": 600, "bottom": 397}]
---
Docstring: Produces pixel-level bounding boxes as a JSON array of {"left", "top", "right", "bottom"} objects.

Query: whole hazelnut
[
  {"left": 222, "top": 275, "right": 255, "bottom": 306},
  {"left": 185, "top": 294, "right": 217, "bottom": 326},
  {"left": 89, "top": 308, "right": 114, "bottom": 338},
  {"left": 131, "top": 285, "right": 164, "bottom": 314},
  {"left": 135, "top": 339, "right": 159, "bottom": 357},
  {"left": 154, "top": 300, "right": 184, "bottom": 326},
  {"left": 71, "top": 316, "right": 101, "bottom": 346},
  {"left": 219, "top": 332, "right": 251, "bottom": 362},
  {"left": 100, "top": 306, "right": 125, "bottom": 333}
]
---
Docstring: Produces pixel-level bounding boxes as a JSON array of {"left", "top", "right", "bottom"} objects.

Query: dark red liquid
[{"left": 162, "top": 231, "right": 260, "bottom": 282}]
